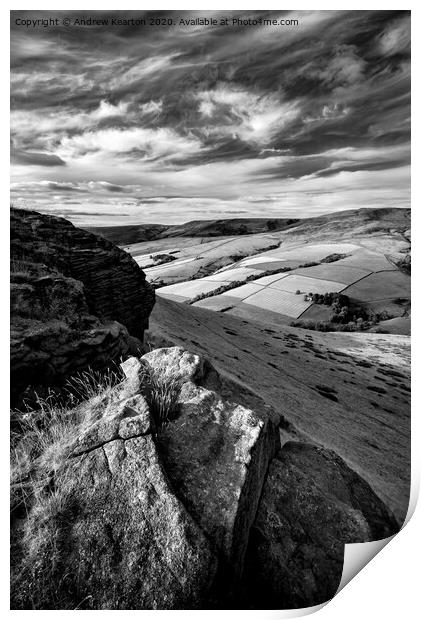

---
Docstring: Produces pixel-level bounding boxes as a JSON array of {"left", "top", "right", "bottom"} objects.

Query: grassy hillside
[
  {"left": 147, "top": 296, "right": 410, "bottom": 526},
  {"left": 87, "top": 208, "right": 410, "bottom": 246},
  {"left": 86, "top": 217, "right": 301, "bottom": 245}
]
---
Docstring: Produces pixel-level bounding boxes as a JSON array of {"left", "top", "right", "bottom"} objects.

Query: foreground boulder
[
  {"left": 10, "top": 208, "right": 155, "bottom": 403},
  {"left": 242, "top": 442, "right": 399, "bottom": 609},
  {"left": 11, "top": 347, "right": 278, "bottom": 609},
  {"left": 141, "top": 348, "right": 280, "bottom": 574},
  {"left": 11, "top": 348, "right": 400, "bottom": 610}
]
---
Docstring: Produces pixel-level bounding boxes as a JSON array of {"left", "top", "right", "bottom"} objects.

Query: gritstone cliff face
[
  {"left": 10, "top": 208, "right": 155, "bottom": 403},
  {"left": 10, "top": 347, "right": 399, "bottom": 610}
]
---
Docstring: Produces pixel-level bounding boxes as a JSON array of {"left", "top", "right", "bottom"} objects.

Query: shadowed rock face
[
  {"left": 242, "top": 442, "right": 399, "bottom": 609},
  {"left": 11, "top": 208, "right": 155, "bottom": 338},
  {"left": 10, "top": 208, "right": 155, "bottom": 403}
]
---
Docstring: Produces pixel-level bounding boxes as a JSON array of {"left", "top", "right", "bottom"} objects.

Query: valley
[{"left": 91, "top": 207, "right": 411, "bottom": 335}]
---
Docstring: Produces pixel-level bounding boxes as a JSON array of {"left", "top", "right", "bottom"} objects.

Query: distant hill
[
  {"left": 84, "top": 223, "right": 168, "bottom": 245},
  {"left": 278, "top": 207, "right": 410, "bottom": 240},
  {"left": 86, "top": 217, "right": 300, "bottom": 245},
  {"left": 86, "top": 208, "right": 410, "bottom": 246}
]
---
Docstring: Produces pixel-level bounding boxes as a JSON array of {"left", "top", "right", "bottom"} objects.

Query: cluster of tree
[
  {"left": 291, "top": 311, "right": 391, "bottom": 333},
  {"left": 150, "top": 253, "right": 176, "bottom": 265},
  {"left": 320, "top": 253, "right": 348, "bottom": 263},
  {"left": 311, "top": 292, "right": 349, "bottom": 306},
  {"left": 300, "top": 261, "right": 319, "bottom": 268},
  {"left": 290, "top": 320, "right": 363, "bottom": 332},
  {"left": 292, "top": 291, "right": 392, "bottom": 332}
]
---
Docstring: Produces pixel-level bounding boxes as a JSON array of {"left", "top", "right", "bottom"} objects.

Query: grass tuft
[{"left": 137, "top": 363, "right": 182, "bottom": 432}]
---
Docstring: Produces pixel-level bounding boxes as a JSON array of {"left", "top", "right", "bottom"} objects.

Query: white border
[{"left": 2, "top": 3, "right": 418, "bottom": 619}]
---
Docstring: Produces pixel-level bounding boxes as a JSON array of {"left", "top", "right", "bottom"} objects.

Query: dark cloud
[{"left": 11, "top": 149, "right": 66, "bottom": 166}]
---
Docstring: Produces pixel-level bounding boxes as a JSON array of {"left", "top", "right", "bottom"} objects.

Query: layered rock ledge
[{"left": 10, "top": 208, "right": 155, "bottom": 402}]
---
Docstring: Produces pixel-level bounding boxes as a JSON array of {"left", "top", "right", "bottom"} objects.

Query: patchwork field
[
  {"left": 157, "top": 277, "right": 232, "bottom": 301},
  {"left": 221, "top": 282, "right": 264, "bottom": 299},
  {"left": 265, "top": 274, "right": 346, "bottom": 294},
  {"left": 155, "top": 238, "right": 410, "bottom": 326},
  {"left": 334, "top": 249, "right": 393, "bottom": 271},
  {"left": 138, "top": 234, "right": 282, "bottom": 284},
  {"left": 242, "top": 287, "right": 312, "bottom": 318},
  {"left": 126, "top": 208, "right": 410, "bottom": 333},
  {"left": 294, "top": 263, "right": 370, "bottom": 284},
  {"left": 254, "top": 242, "right": 359, "bottom": 260},
  {"left": 204, "top": 266, "right": 261, "bottom": 282},
  {"left": 345, "top": 270, "right": 410, "bottom": 301}
]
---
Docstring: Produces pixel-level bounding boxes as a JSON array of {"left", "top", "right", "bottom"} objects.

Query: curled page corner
[
  {"left": 403, "top": 475, "right": 420, "bottom": 528},
  {"left": 336, "top": 535, "right": 395, "bottom": 596},
  {"left": 335, "top": 477, "right": 419, "bottom": 598},
  {"left": 257, "top": 601, "right": 328, "bottom": 620}
]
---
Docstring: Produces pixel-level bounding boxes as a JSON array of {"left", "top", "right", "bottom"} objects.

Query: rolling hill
[
  {"left": 85, "top": 216, "right": 300, "bottom": 246},
  {"left": 117, "top": 208, "right": 410, "bottom": 335}
]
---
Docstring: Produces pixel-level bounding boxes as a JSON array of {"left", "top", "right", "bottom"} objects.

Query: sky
[{"left": 10, "top": 10, "right": 410, "bottom": 226}]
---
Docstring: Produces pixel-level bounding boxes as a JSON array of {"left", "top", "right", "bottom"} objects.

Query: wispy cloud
[
  {"left": 10, "top": 9, "right": 410, "bottom": 224},
  {"left": 196, "top": 85, "right": 300, "bottom": 145}
]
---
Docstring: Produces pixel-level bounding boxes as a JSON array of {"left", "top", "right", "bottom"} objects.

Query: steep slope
[{"left": 147, "top": 297, "right": 410, "bottom": 525}]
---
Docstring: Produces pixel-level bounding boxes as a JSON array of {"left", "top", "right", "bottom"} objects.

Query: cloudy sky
[{"left": 10, "top": 10, "right": 410, "bottom": 226}]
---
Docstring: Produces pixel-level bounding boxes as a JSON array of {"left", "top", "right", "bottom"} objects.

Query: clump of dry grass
[
  {"left": 11, "top": 367, "right": 123, "bottom": 515},
  {"left": 65, "top": 366, "right": 122, "bottom": 404},
  {"left": 11, "top": 367, "right": 123, "bottom": 609},
  {"left": 11, "top": 471, "right": 79, "bottom": 609},
  {"left": 138, "top": 364, "right": 182, "bottom": 432}
]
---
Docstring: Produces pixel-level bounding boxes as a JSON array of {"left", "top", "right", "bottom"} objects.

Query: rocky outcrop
[
  {"left": 10, "top": 208, "right": 155, "bottom": 403},
  {"left": 242, "top": 442, "right": 399, "bottom": 609},
  {"left": 10, "top": 267, "right": 131, "bottom": 404},
  {"left": 11, "top": 347, "right": 278, "bottom": 609},
  {"left": 11, "top": 208, "right": 155, "bottom": 338},
  {"left": 141, "top": 348, "right": 280, "bottom": 574},
  {"left": 11, "top": 347, "right": 400, "bottom": 610},
  {"left": 13, "top": 399, "right": 217, "bottom": 609}
]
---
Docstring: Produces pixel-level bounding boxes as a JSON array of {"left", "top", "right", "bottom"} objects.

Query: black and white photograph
[{"left": 9, "top": 8, "right": 411, "bottom": 611}]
